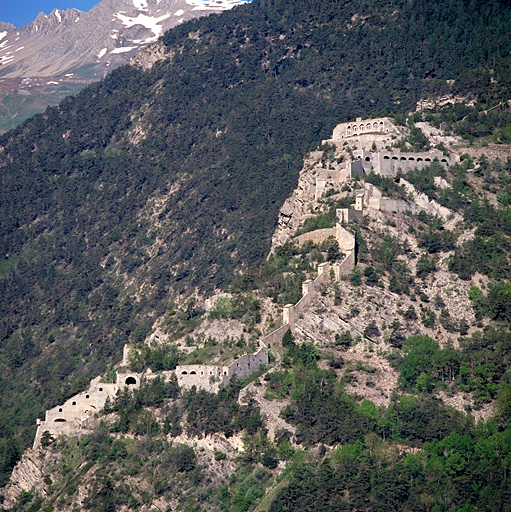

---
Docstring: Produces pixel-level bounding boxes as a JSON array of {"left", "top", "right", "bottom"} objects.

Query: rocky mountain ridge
[{"left": 0, "top": 0, "right": 246, "bottom": 131}]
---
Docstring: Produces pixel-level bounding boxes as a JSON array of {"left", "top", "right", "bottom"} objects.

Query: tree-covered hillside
[{"left": 1, "top": 0, "right": 511, "bottom": 485}]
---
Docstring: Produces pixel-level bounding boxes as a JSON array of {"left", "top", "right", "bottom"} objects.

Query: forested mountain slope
[{"left": 1, "top": 0, "right": 511, "bottom": 487}]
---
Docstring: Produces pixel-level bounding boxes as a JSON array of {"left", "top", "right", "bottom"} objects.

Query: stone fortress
[
  {"left": 31, "top": 116, "right": 454, "bottom": 449},
  {"left": 314, "top": 116, "right": 458, "bottom": 200}
]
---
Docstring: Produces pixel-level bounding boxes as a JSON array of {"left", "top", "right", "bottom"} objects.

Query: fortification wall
[
  {"left": 338, "top": 208, "right": 363, "bottom": 224},
  {"left": 294, "top": 228, "right": 336, "bottom": 246},
  {"left": 176, "top": 364, "right": 230, "bottom": 392},
  {"left": 260, "top": 324, "right": 290, "bottom": 349},
  {"left": 229, "top": 345, "right": 268, "bottom": 380},
  {"left": 350, "top": 149, "right": 455, "bottom": 177},
  {"left": 333, "top": 251, "right": 356, "bottom": 279},
  {"left": 336, "top": 224, "right": 356, "bottom": 252}
]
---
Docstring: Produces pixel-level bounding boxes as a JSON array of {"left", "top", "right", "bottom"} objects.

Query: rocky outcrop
[
  {"left": 270, "top": 151, "right": 323, "bottom": 252},
  {"left": 2, "top": 448, "right": 57, "bottom": 507},
  {"left": 131, "top": 40, "right": 171, "bottom": 70},
  {"left": 399, "top": 178, "right": 463, "bottom": 229}
]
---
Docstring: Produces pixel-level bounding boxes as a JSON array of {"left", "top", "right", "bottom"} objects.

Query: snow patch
[
  {"left": 110, "top": 46, "right": 136, "bottom": 54},
  {"left": 174, "top": 9, "right": 185, "bottom": 16},
  {"left": 0, "top": 55, "right": 14, "bottom": 64},
  {"left": 0, "top": 32, "right": 7, "bottom": 41},
  {"left": 47, "top": 81, "right": 59, "bottom": 85},
  {"left": 97, "top": 48, "right": 107, "bottom": 58},
  {"left": 0, "top": 40, "right": 8, "bottom": 49},
  {"left": 185, "top": 0, "right": 244, "bottom": 11},
  {"left": 55, "top": 10, "right": 62, "bottom": 22},
  {"left": 133, "top": 0, "right": 148, "bottom": 9},
  {"left": 14, "top": 46, "right": 24, "bottom": 51},
  {"left": 114, "top": 12, "right": 171, "bottom": 40}
]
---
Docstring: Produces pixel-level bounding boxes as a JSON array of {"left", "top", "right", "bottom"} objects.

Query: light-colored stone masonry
[{"left": 38, "top": 117, "right": 436, "bottom": 449}]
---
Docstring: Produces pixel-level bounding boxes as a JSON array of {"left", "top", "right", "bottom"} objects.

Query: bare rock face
[
  {"left": 269, "top": 151, "right": 324, "bottom": 252},
  {"left": 2, "top": 448, "right": 56, "bottom": 507}
]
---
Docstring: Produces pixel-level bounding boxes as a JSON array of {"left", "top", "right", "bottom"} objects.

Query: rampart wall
[
  {"left": 350, "top": 149, "right": 456, "bottom": 177},
  {"left": 294, "top": 228, "right": 337, "bottom": 246}
]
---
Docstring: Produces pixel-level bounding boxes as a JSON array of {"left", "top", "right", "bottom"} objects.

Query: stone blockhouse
[
  {"left": 33, "top": 377, "right": 118, "bottom": 447},
  {"left": 176, "top": 343, "right": 269, "bottom": 393},
  {"left": 332, "top": 117, "right": 398, "bottom": 139}
]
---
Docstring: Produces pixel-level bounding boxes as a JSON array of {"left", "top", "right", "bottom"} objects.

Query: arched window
[
  {"left": 384, "top": 155, "right": 390, "bottom": 160},
  {"left": 392, "top": 156, "right": 398, "bottom": 160},
  {"left": 359, "top": 124, "right": 364, "bottom": 132},
  {"left": 400, "top": 156, "right": 407, "bottom": 161},
  {"left": 417, "top": 157, "right": 423, "bottom": 162},
  {"left": 441, "top": 158, "right": 447, "bottom": 163},
  {"left": 181, "top": 371, "right": 188, "bottom": 375},
  {"left": 54, "top": 418, "right": 66, "bottom": 423},
  {"left": 408, "top": 157, "right": 415, "bottom": 161},
  {"left": 366, "top": 123, "right": 371, "bottom": 130},
  {"left": 59, "top": 408, "right": 63, "bottom": 412},
  {"left": 190, "top": 371, "right": 196, "bottom": 375},
  {"left": 425, "top": 158, "right": 431, "bottom": 162},
  {"left": 99, "top": 387, "right": 103, "bottom": 392},
  {"left": 72, "top": 401, "right": 76, "bottom": 405},
  {"left": 373, "top": 122, "right": 378, "bottom": 130},
  {"left": 85, "top": 394, "right": 89, "bottom": 399},
  {"left": 125, "top": 376, "right": 137, "bottom": 385},
  {"left": 365, "top": 156, "right": 371, "bottom": 161}
]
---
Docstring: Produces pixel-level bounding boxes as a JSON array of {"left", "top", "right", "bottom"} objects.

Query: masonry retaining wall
[{"left": 294, "top": 228, "right": 337, "bottom": 246}]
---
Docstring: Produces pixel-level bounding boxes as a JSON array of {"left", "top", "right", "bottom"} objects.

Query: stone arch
[
  {"left": 125, "top": 376, "right": 137, "bottom": 385},
  {"left": 400, "top": 156, "right": 407, "bottom": 161},
  {"left": 181, "top": 371, "right": 188, "bottom": 375},
  {"left": 359, "top": 124, "right": 364, "bottom": 132},
  {"left": 441, "top": 158, "right": 447, "bottom": 163},
  {"left": 54, "top": 418, "right": 66, "bottom": 423},
  {"left": 408, "top": 157, "right": 415, "bottom": 161},
  {"left": 373, "top": 122, "right": 378, "bottom": 130},
  {"left": 425, "top": 158, "right": 431, "bottom": 162},
  {"left": 417, "top": 157, "right": 423, "bottom": 162},
  {"left": 392, "top": 156, "right": 398, "bottom": 160},
  {"left": 384, "top": 155, "right": 390, "bottom": 160},
  {"left": 366, "top": 123, "right": 371, "bottom": 130},
  {"left": 190, "top": 371, "right": 197, "bottom": 375}
]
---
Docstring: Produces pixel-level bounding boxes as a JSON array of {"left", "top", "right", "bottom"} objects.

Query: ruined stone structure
[{"left": 332, "top": 117, "right": 398, "bottom": 139}]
